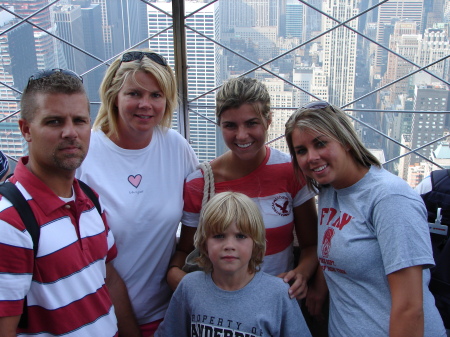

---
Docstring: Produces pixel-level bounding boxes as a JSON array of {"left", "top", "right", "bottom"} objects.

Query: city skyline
[{"left": 0, "top": 0, "right": 449, "bottom": 186}]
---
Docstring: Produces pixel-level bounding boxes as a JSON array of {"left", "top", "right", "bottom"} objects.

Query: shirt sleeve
[
  {"left": 415, "top": 175, "right": 432, "bottom": 195},
  {"left": 0, "top": 212, "right": 33, "bottom": 316},
  {"left": 101, "top": 212, "right": 117, "bottom": 263},
  {"left": 372, "top": 193, "right": 434, "bottom": 275},
  {"left": 154, "top": 281, "right": 190, "bottom": 337},
  {"left": 279, "top": 284, "right": 312, "bottom": 337},
  {"left": 181, "top": 170, "right": 205, "bottom": 228}
]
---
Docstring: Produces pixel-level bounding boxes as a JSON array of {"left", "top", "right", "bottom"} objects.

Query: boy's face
[{"left": 206, "top": 222, "right": 254, "bottom": 285}]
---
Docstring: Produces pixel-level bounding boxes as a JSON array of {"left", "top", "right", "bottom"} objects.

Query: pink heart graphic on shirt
[{"left": 128, "top": 174, "right": 142, "bottom": 188}]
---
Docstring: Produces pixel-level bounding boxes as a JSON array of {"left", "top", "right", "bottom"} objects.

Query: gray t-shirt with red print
[{"left": 318, "top": 165, "right": 446, "bottom": 336}]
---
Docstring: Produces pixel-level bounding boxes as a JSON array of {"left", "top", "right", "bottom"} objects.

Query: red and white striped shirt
[
  {"left": 0, "top": 157, "right": 118, "bottom": 336},
  {"left": 182, "top": 147, "right": 316, "bottom": 276}
]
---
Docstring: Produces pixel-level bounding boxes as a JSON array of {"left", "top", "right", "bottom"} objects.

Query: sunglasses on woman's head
[
  {"left": 120, "top": 51, "right": 168, "bottom": 67},
  {"left": 27, "top": 68, "right": 83, "bottom": 87},
  {"left": 302, "top": 101, "right": 339, "bottom": 112}
]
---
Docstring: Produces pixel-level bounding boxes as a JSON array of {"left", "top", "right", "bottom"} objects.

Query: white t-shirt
[
  {"left": 77, "top": 127, "right": 199, "bottom": 324},
  {"left": 416, "top": 175, "right": 432, "bottom": 195}
]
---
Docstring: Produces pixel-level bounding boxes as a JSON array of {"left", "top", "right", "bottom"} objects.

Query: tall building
[
  {"left": 398, "top": 133, "right": 413, "bottom": 180},
  {"left": 53, "top": 4, "right": 86, "bottom": 75},
  {"left": 410, "top": 84, "right": 450, "bottom": 165},
  {"left": 0, "top": 13, "right": 37, "bottom": 158},
  {"left": 321, "top": 0, "right": 358, "bottom": 107},
  {"left": 285, "top": 0, "right": 304, "bottom": 40},
  {"left": 147, "top": 1, "right": 219, "bottom": 161},
  {"left": 70, "top": 0, "right": 106, "bottom": 108},
  {"left": 1, "top": 0, "right": 58, "bottom": 70},
  {"left": 382, "top": 21, "right": 419, "bottom": 105},
  {"left": 220, "top": 0, "right": 279, "bottom": 29},
  {"left": 373, "top": 0, "right": 424, "bottom": 78},
  {"left": 303, "top": 0, "right": 322, "bottom": 41},
  {"left": 292, "top": 67, "right": 313, "bottom": 108},
  {"left": 220, "top": 0, "right": 280, "bottom": 62},
  {"left": 265, "top": 78, "right": 294, "bottom": 154},
  {"left": 91, "top": 0, "right": 148, "bottom": 59},
  {"left": 415, "top": 28, "right": 450, "bottom": 83}
]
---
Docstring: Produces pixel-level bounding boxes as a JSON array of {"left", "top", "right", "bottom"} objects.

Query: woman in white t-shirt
[{"left": 77, "top": 49, "right": 199, "bottom": 336}]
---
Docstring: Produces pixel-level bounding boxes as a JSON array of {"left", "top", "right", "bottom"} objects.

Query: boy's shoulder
[
  {"left": 181, "top": 270, "right": 206, "bottom": 285},
  {"left": 253, "top": 271, "right": 290, "bottom": 294}
]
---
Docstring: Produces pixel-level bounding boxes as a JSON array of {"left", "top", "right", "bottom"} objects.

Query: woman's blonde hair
[
  {"left": 216, "top": 77, "right": 271, "bottom": 128},
  {"left": 194, "top": 192, "right": 266, "bottom": 274},
  {"left": 285, "top": 102, "right": 381, "bottom": 190},
  {"left": 93, "top": 49, "right": 177, "bottom": 138}
]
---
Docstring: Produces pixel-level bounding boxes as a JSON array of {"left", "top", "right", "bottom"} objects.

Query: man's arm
[
  {"left": 106, "top": 262, "right": 142, "bottom": 337},
  {"left": 0, "top": 315, "right": 20, "bottom": 337}
]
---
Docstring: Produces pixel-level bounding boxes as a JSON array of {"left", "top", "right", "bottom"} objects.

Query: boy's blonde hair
[{"left": 194, "top": 192, "right": 266, "bottom": 273}]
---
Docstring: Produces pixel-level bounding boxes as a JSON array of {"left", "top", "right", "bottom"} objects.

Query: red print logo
[
  {"left": 321, "top": 227, "right": 335, "bottom": 258},
  {"left": 272, "top": 196, "right": 290, "bottom": 216}
]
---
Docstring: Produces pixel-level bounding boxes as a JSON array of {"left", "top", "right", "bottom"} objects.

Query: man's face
[{"left": 19, "top": 92, "right": 91, "bottom": 177}]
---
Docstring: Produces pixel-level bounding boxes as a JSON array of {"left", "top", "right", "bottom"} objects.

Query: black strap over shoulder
[
  {"left": 0, "top": 179, "right": 101, "bottom": 329},
  {"left": 78, "top": 180, "right": 101, "bottom": 215},
  {"left": 0, "top": 182, "right": 40, "bottom": 256},
  {"left": 0, "top": 182, "right": 37, "bottom": 329}
]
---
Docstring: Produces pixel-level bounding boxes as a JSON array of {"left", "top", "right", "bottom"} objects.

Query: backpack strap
[
  {"left": 78, "top": 180, "right": 101, "bottom": 215},
  {"left": 0, "top": 180, "right": 100, "bottom": 329},
  {"left": 0, "top": 182, "right": 40, "bottom": 256},
  {"left": 0, "top": 182, "right": 38, "bottom": 329}
]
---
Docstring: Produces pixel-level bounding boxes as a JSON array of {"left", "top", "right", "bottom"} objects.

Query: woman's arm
[
  {"left": 278, "top": 197, "right": 318, "bottom": 299},
  {"left": 305, "top": 264, "right": 329, "bottom": 320},
  {"left": 387, "top": 265, "right": 424, "bottom": 337},
  {"left": 105, "top": 263, "right": 141, "bottom": 337},
  {"left": 166, "top": 225, "right": 196, "bottom": 291},
  {"left": 0, "top": 316, "right": 20, "bottom": 337}
]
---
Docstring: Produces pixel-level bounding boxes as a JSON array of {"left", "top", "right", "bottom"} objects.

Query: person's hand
[
  {"left": 305, "top": 268, "right": 328, "bottom": 320},
  {"left": 277, "top": 268, "right": 308, "bottom": 299},
  {"left": 166, "top": 266, "right": 187, "bottom": 291}
]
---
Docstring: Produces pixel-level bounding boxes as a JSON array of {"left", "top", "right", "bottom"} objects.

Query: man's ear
[{"left": 18, "top": 118, "right": 32, "bottom": 142}]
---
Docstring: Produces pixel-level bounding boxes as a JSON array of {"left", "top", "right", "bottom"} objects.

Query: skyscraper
[
  {"left": 91, "top": 0, "right": 148, "bottom": 59},
  {"left": 53, "top": 4, "right": 86, "bottom": 75},
  {"left": 147, "top": 1, "right": 219, "bottom": 161},
  {"left": 0, "top": 0, "right": 58, "bottom": 70},
  {"left": 0, "top": 13, "right": 37, "bottom": 158},
  {"left": 71, "top": 1, "right": 105, "bottom": 106},
  {"left": 411, "top": 84, "right": 450, "bottom": 165},
  {"left": 321, "top": 0, "right": 358, "bottom": 107},
  {"left": 285, "top": 0, "right": 304, "bottom": 40},
  {"left": 373, "top": 0, "right": 424, "bottom": 78},
  {"left": 382, "top": 21, "right": 419, "bottom": 105},
  {"left": 220, "top": 0, "right": 279, "bottom": 28}
]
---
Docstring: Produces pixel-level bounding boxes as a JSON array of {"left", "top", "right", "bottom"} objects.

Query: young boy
[{"left": 155, "top": 192, "right": 312, "bottom": 337}]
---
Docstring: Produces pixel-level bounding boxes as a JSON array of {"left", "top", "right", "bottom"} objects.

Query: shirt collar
[{"left": 13, "top": 157, "right": 90, "bottom": 216}]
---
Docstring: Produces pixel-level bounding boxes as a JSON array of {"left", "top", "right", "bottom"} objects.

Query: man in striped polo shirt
[{"left": 0, "top": 69, "right": 140, "bottom": 337}]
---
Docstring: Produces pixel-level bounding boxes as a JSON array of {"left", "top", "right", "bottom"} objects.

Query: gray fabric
[
  {"left": 318, "top": 165, "right": 446, "bottom": 336},
  {"left": 155, "top": 271, "right": 312, "bottom": 337}
]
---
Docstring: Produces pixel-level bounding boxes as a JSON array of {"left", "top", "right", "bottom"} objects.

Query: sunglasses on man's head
[
  {"left": 27, "top": 68, "right": 83, "bottom": 87},
  {"left": 121, "top": 51, "right": 168, "bottom": 67}
]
